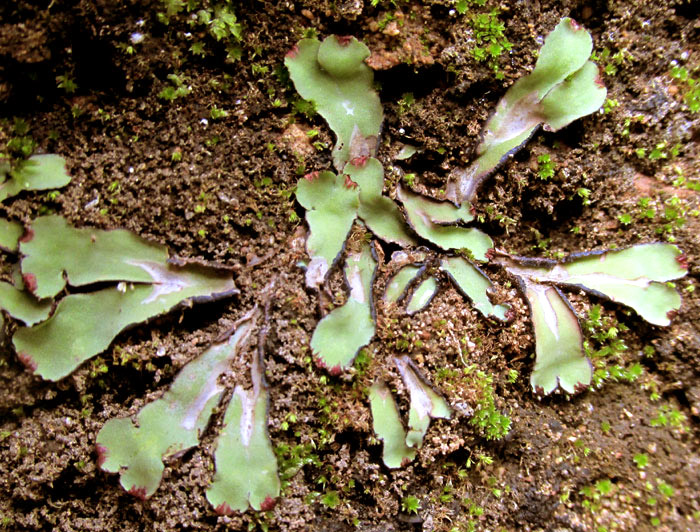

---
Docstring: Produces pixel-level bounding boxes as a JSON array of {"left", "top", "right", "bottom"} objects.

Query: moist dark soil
[{"left": 1, "top": 1, "right": 699, "bottom": 531}]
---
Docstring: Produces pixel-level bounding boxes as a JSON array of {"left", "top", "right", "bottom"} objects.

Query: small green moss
[
  {"left": 56, "top": 74, "right": 78, "bottom": 94},
  {"left": 576, "top": 187, "right": 592, "bottom": 205},
  {"left": 158, "top": 74, "right": 190, "bottom": 102},
  {"left": 460, "top": 367, "right": 511, "bottom": 440},
  {"left": 537, "top": 154, "right": 555, "bottom": 180},
  {"left": 650, "top": 404, "right": 687, "bottom": 431},
  {"left": 469, "top": 9, "right": 512, "bottom": 76},
  {"left": 397, "top": 173, "right": 415, "bottom": 190},
  {"left": 648, "top": 142, "right": 668, "bottom": 160},
  {"left": 584, "top": 305, "right": 642, "bottom": 389},
  {"left": 398, "top": 92, "right": 415, "bottom": 114},
  {"left": 210, "top": 106, "right": 229, "bottom": 120},
  {"left": 633, "top": 453, "right": 649, "bottom": 469},
  {"left": 354, "top": 348, "right": 372, "bottom": 375},
  {"left": 603, "top": 98, "right": 619, "bottom": 113},
  {"left": 617, "top": 213, "right": 632, "bottom": 225},
  {"left": 657, "top": 480, "right": 674, "bottom": 498},
  {"left": 595, "top": 479, "right": 613, "bottom": 495},
  {"left": 670, "top": 64, "right": 700, "bottom": 112},
  {"left": 401, "top": 494, "right": 421, "bottom": 514},
  {"left": 320, "top": 490, "right": 340, "bottom": 509}
]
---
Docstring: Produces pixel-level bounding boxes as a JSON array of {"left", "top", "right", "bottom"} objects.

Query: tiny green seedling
[
  {"left": 469, "top": 8, "right": 512, "bottom": 75},
  {"left": 670, "top": 64, "right": 700, "bottom": 113},
  {"left": 466, "top": 369, "right": 512, "bottom": 440},
  {"left": 56, "top": 74, "right": 78, "bottom": 94},
  {"left": 634, "top": 453, "right": 649, "bottom": 469},
  {"left": 210, "top": 106, "right": 229, "bottom": 120},
  {"left": 157, "top": 0, "right": 242, "bottom": 61}
]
